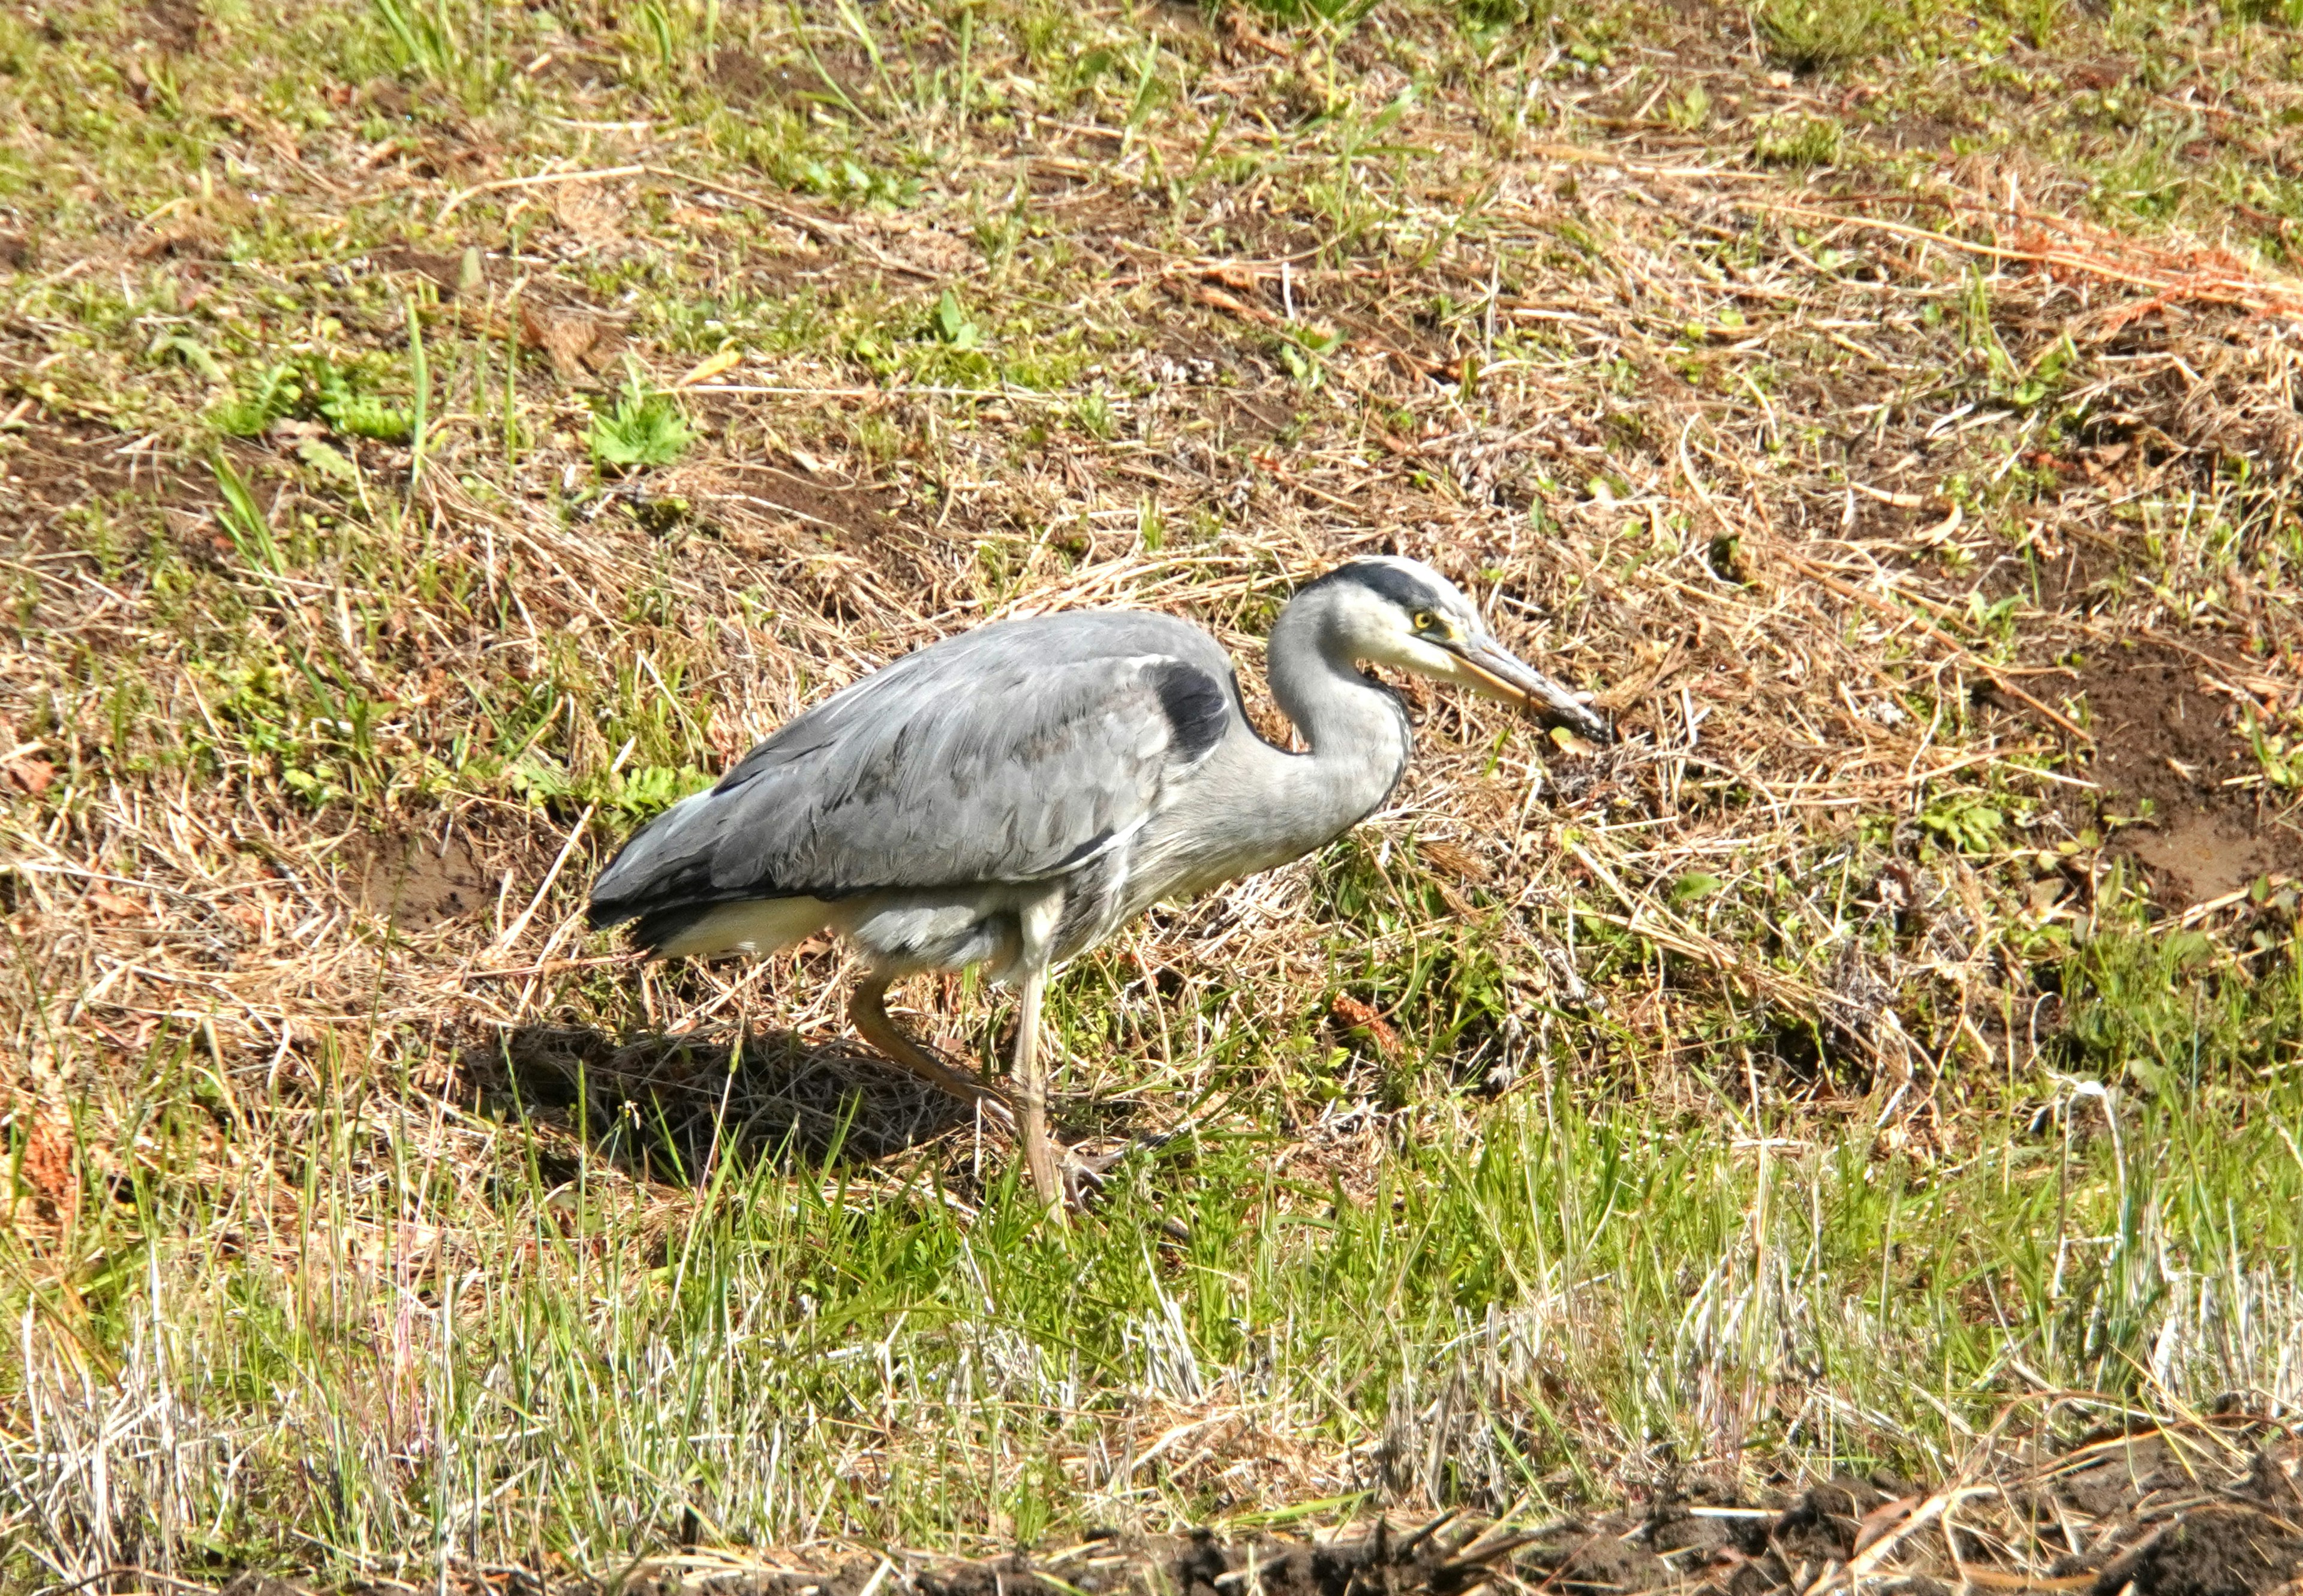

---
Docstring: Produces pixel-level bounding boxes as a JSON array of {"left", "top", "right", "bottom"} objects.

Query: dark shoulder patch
[{"left": 1148, "top": 659, "right": 1231, "bottom": 762}]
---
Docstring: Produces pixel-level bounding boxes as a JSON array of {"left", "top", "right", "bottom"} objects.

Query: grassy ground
[{"left": 5, "top": 0, "right": 2303, "bottom": 1587}]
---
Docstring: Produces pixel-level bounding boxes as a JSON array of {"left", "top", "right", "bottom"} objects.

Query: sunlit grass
[
  {"left": 7, "top": 0, "right": 2303, "bottom": 1585},
  {"left": 8, "top": 925, "right": 2300, "bottom": 1578}
]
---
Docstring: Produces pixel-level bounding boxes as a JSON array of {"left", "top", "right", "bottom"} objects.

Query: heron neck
[{"left": 1261, "top": 589, "right": 1413, "bottom": 838}]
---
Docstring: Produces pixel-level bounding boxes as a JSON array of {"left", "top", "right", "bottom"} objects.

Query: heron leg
[
  {"left": 1012, "top": 966, "right": 1065, "bottom": 1215},
  {"left": 849, "top": 970, "right": 1015, "bottom": 1118}
]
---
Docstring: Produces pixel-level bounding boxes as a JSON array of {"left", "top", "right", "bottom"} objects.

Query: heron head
[{"left": 1309, "top": 556, "right": 1612, "bottom": 743}]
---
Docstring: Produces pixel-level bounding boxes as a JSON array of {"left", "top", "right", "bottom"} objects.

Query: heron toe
[{"left": 1056, "top": 1128, "right": 1190, "bottom": 1227}]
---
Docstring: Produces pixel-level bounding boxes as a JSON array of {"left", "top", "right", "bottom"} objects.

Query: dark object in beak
[{"left": 1451, "top": 637, "right": 1614, "bottom": 744}]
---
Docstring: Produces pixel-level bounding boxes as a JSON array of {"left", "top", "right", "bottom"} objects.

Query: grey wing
[{"left": 587, "top": 613, "right": 1237, "bottom": 931}]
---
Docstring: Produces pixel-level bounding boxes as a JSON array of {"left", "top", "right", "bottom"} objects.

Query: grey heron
[{"left": 587, "top": 556, "right": 1608, "bottom": 1207}]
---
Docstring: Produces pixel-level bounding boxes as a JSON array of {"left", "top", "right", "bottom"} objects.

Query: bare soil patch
[
  {"left": 2, "top": 420, "right": 242, "bottom": 571},
  {"left": 350, "top": 831, "right": 492, "bottom": 933},
  {"left": 711, "top": 46, "right": 879, "bottom": 109},
  {"left": 371, "top": 245, "right": 490, "bottom": 298},
  {"left": 138, "top": 0, "right": 202, "bottom": 52},
  {"left": 6, "top": 419, "right": 145, "bottom": 515},
  {"left": 708, "top": 49, "right": 779, "bottom": 103},
  {"left": 2069, "top": 642, "right": 2303, "bottom": 904},
  {"left": 718, "top": 461, "right": 907, "bottom": 549}
]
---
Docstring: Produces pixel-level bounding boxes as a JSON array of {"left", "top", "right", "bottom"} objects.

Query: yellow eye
[{"left": 1412, "top": 609, "right": 1437, "bottom": 632}]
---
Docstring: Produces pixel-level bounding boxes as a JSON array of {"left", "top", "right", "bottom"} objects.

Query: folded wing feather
[{"left": 587, "top": 612, "right": 1236, "bottom": 934}]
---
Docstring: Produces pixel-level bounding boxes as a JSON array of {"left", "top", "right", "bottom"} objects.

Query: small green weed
[
  {"left": 1458, "top": 0, "right": 1552, "bottom": 29},
  {"left": 1276, "top": 324, "right": 1344, "bottom": 390},
  {"left": 209, "top": 353, "right": 414, "bottom": 443},
  {"left": 1670, "top": 871, "right": 1725, "bottom": 905},
  {"left": 2021, "top": 0, "right": 2066, "bottom": 47},
  {"left": 589, "top": 359, "right": 696, "bottom": 473},
  {"left": 1754, "top": 0, "right": 1889, "bottom": 69},
  {"left": 149, "top": 330, "right": 226, "bottom": 384},
  {"left": 2001, "top": 335, "right": 2077, "bottom": 410},
  {"left": 1074, "top": 390, "right": 1119, "bottom": 439},
  {"left": 208, "top": 362, "right": 299, "bottom": 437},
  {"left": 297, "top": 438, "right": 360, "bottom": 485},
  {"left": 607, "top": 763, "right": 715, "bottom": 820},
  {"left": 932, "top": 288, "right": 984, "bottom": 350},
  {"left": 211, "top": 455, "right": 285, "bottom": 576},
  {"left": 1919, "top": 791, "right": 2004, "bottom": 855},
  {"left": 1665, "top": 85, "right": 1712, "bottom": 131},
  {"left": 317, "top": 369, "right": 413, "bottom": 441},
  {"left": 369, "top": 0, "right": 500, "bottom": 91},
  {"left": 1241, "top": 0, "right": 1383, "bottom": 31},
  {"left": 2221, "top": 0, "right": 2303, "bottom": 23},
  {"left": 2246, "top": 719, "right": 2302, "bottom": 789},
  {"left": 511, "top": 755, "right": 712, "bottom": 819},
  {"left": 1753, "top": 113, "right": 1845, "bottom": 166}
]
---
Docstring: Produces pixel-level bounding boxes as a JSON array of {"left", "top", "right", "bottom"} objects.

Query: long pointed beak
[{"left": 1450, "top": 636, "right": 1613, "bottom": 744}]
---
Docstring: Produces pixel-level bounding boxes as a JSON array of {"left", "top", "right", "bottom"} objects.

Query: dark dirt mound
[
  {"left": 1501, "top": 1426, "right": 2302, "bottom": 1596},
  {"left": 2069, "top": 641, "right": 2303, "bottom": 904},
  {"left": 591, "top": 1519, "right": 1528, "bottom": 1596},
  {"left": 2042, "top": 1430, "right": 2303, "bottom": 1596},
  {"left": 222, "top": 1423, "right": 2303, "bottom": 1596},
  {"left": 560, "top": 1430, "right": 2303, "bottom": 1596},
  {"left": 2103, "top": 1507, "right": 2303, "bottom": 1596},
  {"left": 927, "top": 1525, "right": 1509, "bottom": 1596},
  {"left": 1515, "top": 1477, "right": 1913, "bottom": 1596}
]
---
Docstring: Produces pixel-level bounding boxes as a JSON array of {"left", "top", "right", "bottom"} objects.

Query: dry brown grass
[{"left": 4, "top": 0, "right": 2303, "bottom": 1586}]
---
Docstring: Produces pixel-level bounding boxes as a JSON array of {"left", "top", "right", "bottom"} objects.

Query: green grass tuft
[
  {"left": 588, "top": 359, "right": 696, "bottom": 473},
  {"left": 1754, "top": 0, "right": 1892, "bottom": 69}
]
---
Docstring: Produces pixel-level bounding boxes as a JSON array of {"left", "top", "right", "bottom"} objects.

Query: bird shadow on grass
[{"left": 469, "top": 1021, "right": 994, "bottom": 1189}]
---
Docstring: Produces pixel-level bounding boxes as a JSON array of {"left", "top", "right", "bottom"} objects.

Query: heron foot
[
  {"left": 848, "top": 971, "right": 1016, "bottom": 1123},
  {"left": 1057, "top": 1128, "right": 1192, "bottom": 1237}
]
